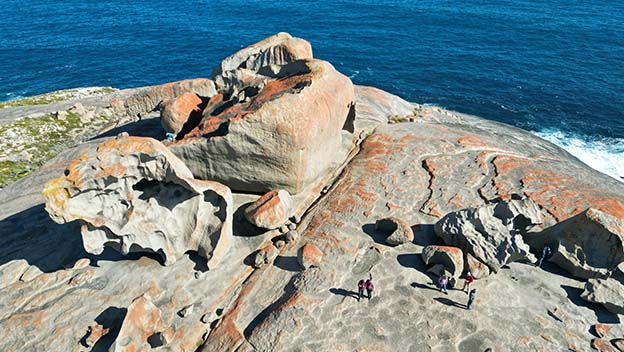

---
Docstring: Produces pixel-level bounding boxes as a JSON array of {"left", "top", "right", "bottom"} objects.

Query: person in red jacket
[
  {"left": 357, "top": 280, "right": 366, "bottom": 302},
  {"left": 365, "top": 273, "right": 374, "bottom": 301},
  {"left": 463, "top": 271, "right": 475, "bottom": 293}
]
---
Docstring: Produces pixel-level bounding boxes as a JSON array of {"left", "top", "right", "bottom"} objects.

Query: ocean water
[{"left": 1, "top": 0, "right": 622, "bottom": 180}]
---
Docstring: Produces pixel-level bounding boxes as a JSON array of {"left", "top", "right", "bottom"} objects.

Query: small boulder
[
  {"left": 298, "top": 243, "right": 323, "bottom": 270},
  {"left": 593, "top": 324, "right": 611, "bottom": 338},
  {"left": 421, "top": 245, "right": 464, "bottom": 279},
  {"left": 284, "top": 230, "right": 299, "bottom": 243},
  {"left": 111, "top": 294, "right": 164, "bottom": 352},
  {"left": 159, "top": 92, "right": 205, "bottom": 136},
  {"left": 252, "top": 244, "right": 279, "bottom": 269},
  {"left": 592, "top": 338, "right": 618, "bottom": 352},
  {"left": 244, "top": 190, "right": 293, "bottom": 230},
  {"left": 466, "top": 253, "right": 490, "bottom": 279},
  {"left": 531, "top": 208, "right": 624, "bottom": 279},
  {"left": 178, "top": 304, "right": 193, "bottom": 318},
  {"left": 375, "top": 217, "right": 414, "bottom": 246},
  {"left": 581, "top": 277, "right": 624, "bottom": 315},
  {"left": 611, "top": 339, "right": 624, "bottom": 351}
]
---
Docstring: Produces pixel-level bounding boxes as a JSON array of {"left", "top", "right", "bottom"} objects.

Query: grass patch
[{"left": 0, "top": 87, "right": 117, "bottom": 108}]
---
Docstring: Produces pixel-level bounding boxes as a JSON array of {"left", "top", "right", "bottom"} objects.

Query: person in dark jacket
[
  {"left": 365, "top": 273, "right": 374, "bottom": 300},
  {"left": 357, "top": 280, "right": 366, "bottom": 302},
  {"left": 467, "top": 289, "right": 477, "bottom": 310}
]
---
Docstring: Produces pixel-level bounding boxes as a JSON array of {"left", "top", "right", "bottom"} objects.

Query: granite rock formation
[
  {"left": 375, "top": 216, "right": 414, "bottom": 246},
  {"left": 111, "top": 294, "right": 164, "bottom": 352},
  {"left": 43, "top": 135, "right": 233, "bottom": 266},
  {"left": 421, "top": 245, "right": 465, "bottom": 279},
  {"left": 530, "top": 208, "right": 624, "bottom": 279},
  {"left": 169, "top": 59, "right": 355, "bottom": 194},
  {"left": 1, "top": 33, "right": 624, "bottom": 352},
  {"left": 124, "top": 78, "right": 216, "bottom": 119},
  {"left": 158, "top": 92, "right": 206, "bottom": 137},
  {"left": 434, "top": 199, "right": 542, "bottom": 272},
  {"left": 581, "top": 277, "right": 624, "bottom": 315}
]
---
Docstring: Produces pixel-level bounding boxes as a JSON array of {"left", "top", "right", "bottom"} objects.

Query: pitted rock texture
[
  {"left": 375, "top": 217, "right": 414, "bottom": 246},
  {"left": 244, "top": 190, "right": 293, "bottom": 230},
  {"left": 124, "top": 78, "right": 216, "bottom": 119},
  {"left": 435, "top": 199, "right": 542, "bottom": 272},
  {"left": 111, "top": 294, "right": 164, "bottom": 352},
  {"left": 212, "top": 32, "right": 313, "bottom": 78},
  {"left": 43, "top": 135, "right": 233, "bottom": 266},
  {"left": 170, "top": 59, "right": 355, "bottom": 194},
  {"left": 581, "top": 277, "right": 624, "bottom": 315},
  {"left": 422, "top": 245, "right": 465, "bottom": 279},
  {"left": 159, "top": 92, "right": 206, "bottom": 136},
  {"left": 531, "top": 208, "right": 624, "bottom": 279}
]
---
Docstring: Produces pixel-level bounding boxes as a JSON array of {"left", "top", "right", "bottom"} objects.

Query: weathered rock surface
[
  {"left": 169, "top": 59, "right": 355, "bottom": 194},
  {"left": 466, "top": 252, "right": 491, "bottom": 279},
  {"left": 581, "top": 277, "right": 624, "bottom": 315},
  {"left": 252, "top": 244, "right": 279, "bottom": 269},
  {"left": 244, "top": 190, "right": 293, "bottom": 229},
  {"left": 531, "top": 208, "right": 624, "bottom": 279},
  {"left": 83, "top": 322, "right": 109, "bottom": 347},
  {"left": 422, "top": 245, "right": 464, "bottom": 279},
  {"left": 594, "top": 323, "right": 611, "bottom": 338},
  {"left": 212, "top": 32, "right": 313, "bottom": 78},
  {"left": 435, "top": 199, "right": 542, "bottom": 272},
  {"left": 124, "top": 78, "right": 216, "bottom": 119},
  {"left": 298, "top": 243, "right": 323, "bottom": 270},
  {"left": 111, "top": 294, "right": 164, "bottom": 352},
  {"left": 592, "top": 338, "right": 619, "bottom": 352},
  {"left": 612, "top": 338, "right": 624, "bottom": 351},
  {"left": 159, "top": 92, "right": 206, "bottom": 136},
  {"left": 43, "top": 135, "right": 233, "bottom": 266},
  {"left": 375, "top": 217, "right": 414, "bottom": 245}
]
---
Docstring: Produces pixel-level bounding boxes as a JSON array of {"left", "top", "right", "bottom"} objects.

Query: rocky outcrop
[
  {"left": 581, "top": 277, "right": 624, "bottom": 315},
  {"left": 375, "top": 217, "right": 414, "bottom": 246},
  {"left": 169, "top": 59, "right": 355, "bottom": 194},
  {"left": 110, "top": 294, "right": 164, "bottom": 352},
  {"left": 43, "top": 135, "right": 233, "bottom": 266},
  {"left": 124, "top": 78, "right": 216, "bottom": 119},
  {"left": 158, "top": 92, "right": 206, "bottom": 137},
  {"left": 244, "top": 190, "right": 293, "bottom": 230},
  {"left": 212, "top": 32, "right": 313, "bottom": 78},
  {"left": 435, "top": 199, "right": 542, "bottom": 272},
  {"left": 421, "top": 245, "right": 464, "bottom": 279},
  {"left": 530, "top": 208, "right": 624, "bottom": 279}
]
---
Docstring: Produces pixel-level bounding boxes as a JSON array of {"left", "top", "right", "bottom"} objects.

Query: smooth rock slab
[
  {"left": 43, "top": 135, "right": 233, "bottom": 267},
  {"left": 435, "top": 199, "right": 542, "bottom": 272}
]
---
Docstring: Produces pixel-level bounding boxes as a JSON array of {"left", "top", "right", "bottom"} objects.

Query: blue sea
[{"left": 1, "top": 0, "right": 622, "bottom": 180}]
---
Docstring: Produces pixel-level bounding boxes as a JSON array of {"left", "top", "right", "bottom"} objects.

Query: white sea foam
[{"left": 532, "top": 129, "right": 624, "bottom": 183}]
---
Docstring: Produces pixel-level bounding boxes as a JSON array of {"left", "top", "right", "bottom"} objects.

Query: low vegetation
[{"left": 0, "top": 87, "right": 116, "bottom": 108}]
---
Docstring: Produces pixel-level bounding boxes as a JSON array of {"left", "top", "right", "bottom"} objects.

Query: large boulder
[
  {"left": 159, "top": 92, "right": 206, "bottom": 137},
  {"left": 434, "top": 199, "right": 542, "bottom": 272},
  {"left": 298, "top": 243, "right": 324, "bottom": 270},
  {"left": 124, "top": 78, "right": 216, "bottom": 119},
  {"left": 421, "top": 245, "right": 464, "bottom": 279},
  {"left": 529, "top": 208, "right": 624, "bottom": 279},
  {"left": 466, "top": 252, "right": 491, "bottom": 279},
  {"left": 43, "top": 135, "right": 233, "bottom": 267},
  {"left": 212, "top": 32, "right": 313, "bottom": 78},
  {"left": 169, "top": 59, "right": 355, "bottom": 194},
  {"left": 244, "top": 190, "right": 293, "bottom": 230},
  {"left": 111, "top": 294, "right": 164, "bottom": 352},
  {"left": 581, "top": 277, "right": 624, "bottom": 315},
  {"left": 375, "top": 217, "right": 414, "bottom": 246}
]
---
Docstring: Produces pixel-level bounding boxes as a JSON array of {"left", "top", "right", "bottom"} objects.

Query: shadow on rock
[
  {"left": 90, "top": 306, "right": 128, "bottom": 352},
  {"left": 434, "top": 297, "right": 466, "bottom": 309},
  {"left": 273, "top": 256, "right": 301, "bottom": 272},
  {"left": 94, "top": 117, "right": 164, "bottom": 140},
  {"left": 397, "top": 253, "right": 428, "bottom": 273},
  {"left": 329, "top": 288, "right": 358, "bottom": 300},
  {"left": 560, "top": 284, "right": 620, "bottom": 324},
  {"left": 233, "top": 202, "right": 267, "bottom": 237},
  {"left": 410, "top": 224, "right": 440, "bottom": 247},
  {"left": 411, "top": 282, "right": 440, "bottom": 292},
  {"left": 361, "top": 223, "right": 389, "bottom": 245}
]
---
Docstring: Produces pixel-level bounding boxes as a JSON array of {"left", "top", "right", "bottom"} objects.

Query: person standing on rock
[
  {"left": 467, "top": 289, "right": 477, "bottom": 310},
  {"left": 462, "top": 271, "right": 474, "bottom": 293},
  {"left": 357, "top": 279, "right": 366, "bottom": 302},
  {"left": 438, "top": 275, "right": 448, "bottom": 294},
  {"left": 537, "top": 245, "right": 552, "bottom": 267},
  {"left": 365, "top": 274, "right": 374, "bottom": 301}
]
